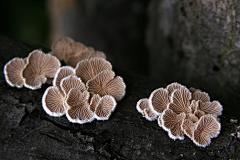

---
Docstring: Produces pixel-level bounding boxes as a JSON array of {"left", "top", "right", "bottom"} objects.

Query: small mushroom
[
  {"left": 60, "top": 75, "right": 86, "bottom": 96},
  {"left": 198, "top": 101, "right": 223, "bottom": 116},
  {"left": 53, "top": 66, "right": 75, "bottom": 88},
  {"left": 136, "top": 98, "right": 157, "bottom": 121},
  {"left": 22, "top": 50, "right": 61, "bottom": 90},
  {"left": 149, "top": 88, "right": 170, "bottom": 115},
  {"left": 65, "top": 89, "right": 94, "bottom": 124},
  {"left": 4, "top": 57, "right": 26, "bottom": 88},
  {"left": 63, "top": 41, "right": 86, "bottom": 61},
  {"left": 42, "top": 86, "right": 65, "bottom": 117},
  {"left": 75, "top": 57, "right": 112, "bottom": 84},
  {"left": 51, "top": 37, "right": 74, "bottom": 60},
  {"left": 94, "top": 95, "right": 117, "bottom": 120},
  {"left": 161, "top": 109, "right": 186, "bottom": 140},
  {"left": 142, "top": 108, "right": 158, "bottom": 121},
  {"left": 86, "top": 70, "right": 126, "bottom": 101},
  {"left": 181, "top": 119, "right": 195, "bottom": 139},
  {"left": 192, "top": 91, "right": 210, "bottom": 102},
  {"left": 192, "top": 115, "right": 221, "bottom": 147},
  {"left": 89, "top": 94, "right": 101, "bottom": 112},
  {"left": 168, "top": 88, "right": 192, "bottom": 114},
  {"left": 166, "top": 82, "right": 187, "bottom": 96}
]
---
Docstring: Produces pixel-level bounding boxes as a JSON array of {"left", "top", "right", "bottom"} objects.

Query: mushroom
[
  {"left": 22, "top": 50, "right": 61, "bottom": 90},
  {"left": 53, "top": 66, "right": 75, "bottom": 88},
  {"left": 65, "top": 89, "right": 94, "bottom": 124},
  {"left": 192, "top": 91, "right": 210, "bottom": 102},
  {"left": 63, "top": 41, "right": 86, "bottom": 61},
  {"left": 190, "top": 100, "right": 198, "bottom": 113},
  {"left": 86, "top": 70, "right": 126, "bottom": 101},
  {"left": 194, "top": 110, "right": 205, "bottom": 119},
  {"left": 89, "top": 94, "right": 101, "bottom": 112},
  {"left": 168, "top": 88, "right": 192, "bottom": 114},
  {"left": 181, "top": 119, "right": 195, "bottom": 139},
  {"left": 186, "top": 113, "right": 199, "bottom": 123},
  {"left": 166, "top": 82, "right": 187, "bottom": 96},
  {"left": 94, "top": 95, "right": 117, "bottom": 120},
  {"left": 42, "top": 86, "right": 65, "bottom": 117},
  {"left": 149, "top": 88, "right": 170, "bottom": 115},
  {"left": 161, "top": 109, "right": 186, "bottom": 140},
  {"left": 51, "top": 37, "right": 74, "bottom": 60},
  {"left": 136, "top": 98, "right": 157, "bottom": 121},
  {"left": 75, "top": 57, "right": 112, "bottom": 84},
  {"left": 198, "top": 101, "right": 223, "bottom": 116},
  {"left": 60, "top": 75, "right": 86, "bottom": 96},
  {"left": 157, "top": 114, "right": 163, "bottom": 127},
  {"left": 4, "top": 57, "right": 26, "bottom": 88},
  {"left": 192, "top": 115, "right": 221, "bottom": 147}
]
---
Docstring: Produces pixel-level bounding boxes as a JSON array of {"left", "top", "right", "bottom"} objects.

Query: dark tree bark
[{"left": 0, "top": 36, "right": 239, "bottom": 159}]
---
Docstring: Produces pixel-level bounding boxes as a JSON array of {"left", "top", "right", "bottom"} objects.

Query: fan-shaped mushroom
[
  {"left": 198, "top": 101, "right": 223, "bottom": 116},
  {"left": 22, "top": 50, "right": 61, "bottom": 90},
  {"left": 136, "top": 98, "right": 157, "bottom": 121},
  {"left": 53, "top": 66, "right": 75, "bottom": 88},
  {"left": 75, "top": 57, "right": 112, "bottom": 84},
  {"left": 63, "top": 41, "right": 86, "bottom": 61},
  {"left": 4, "top": 57, "right": 26, "bottom": 88},
  {"left": 42, "top": 86, "right": 65, "bottom": 117},
  {"left": 89, "top": 94, "right": 101, "bottom": 112},
  {"left": 192, "top": 91, "right": 210, "bottom": 102},
  {"left": 181, "top": 119, "right": 195, "bottom": 139},
  {"left": 166, "top": 82, "right": 187, "bottom": 96},
  {"left": 51, "top": 37, "right": 74, "bottom": 60},
  {"left": 192, "top": 115, "right": 221, "bottom": 147},
  {"left": 86, "top": 70, "right": 126, "bottom": 101}
]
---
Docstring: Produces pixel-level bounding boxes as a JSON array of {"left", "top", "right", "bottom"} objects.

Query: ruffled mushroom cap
[
  {"left": 86, "top": 70, "right": 126, "bottom": 101},
  {"left": 75, "top": 57, "right": 112, "bottom": 84},
  {"left": 192, "top": 91, "right": 210, "bottom": 102},
  {"left": 136, "top": 98, "right": 157, "bottom": 121},
  {"left": 161, "top": 109, "right": 186, "bottom": 140},
  {"left": 89, "top": 94, "right": 101, "bottom": 112},
  {"left": 186, "top": 113, "right": 199, "bottom": 123},
  {"left": 190, "top": 100, "right": 198, "bottom": 113},
  {"left": 53, "top": 66, "right": 75, "bottom": 88},
  {"left": 94, "top": 95, "right": 117, "bottom": 120},
  {"left": 198, "top": 101, "right": 223, "bottom": 116},
  {"left": 42, "top": 86, "right": 65, "bottom": 117},
  {"left": 192, "top": 115, "right": 221, "bottom": 147},
  {"left": 168, "top": 88, "right": 192, "bottom": 114},
  {"left": 22, "top": 50, "right": 61, "bottom": 90},
  {"left": 149, "top": 88, "right": 170, "bottom": 115},
  {"left": 181, "top": 119, "right": 195, "bottom": 139},
  {"left": 65, "top": 89, "right": 94, "bottom": 124},
  {"left": 4, "top": 57, "right": 26, "bottom": 88},
  {"left": 166, "top": 82, "right": 187, "bottom": 96},
  {"left": 194, "top": 110, "right": 205, "bottom": 119},
  {"left": 60, "top": 75, "right": 86, "bottom": 96},
  {"left": 63, "top": 41, "right": 86, "bottom": 61},
  {"left": 51, "top": 37, "right": 74, "bottom": 60}
]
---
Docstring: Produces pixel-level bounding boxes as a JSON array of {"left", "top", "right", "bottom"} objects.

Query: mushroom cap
[
  {"left": 181, "top": 119, "right": 195, "bottom": 139},
  {"left": 75, "top": 57, "right": 112, "bottom": 84},
  {"left": 94, "top": 95, "right": 117, "bottom": 120},
  {"left": 4, "top": 57, "right": 26, "bottom": 88},
  {"left": 53, "top": 66, "right": 75, "bottom": 88},
  {"left": 142, "top": 108, "right": 158, "bottom": 121},
  {"left": 192, "top": 115, "right": 221, "bottom": 147},
  {"left": 42, "top": 86, "right": 65, "bottom": 117},
  {"left": 65, "top": 89, "right": 94, "bottom": 124},
  {"left": 198, "top": 101, "right": 223, "bottom": 116},
  {"left": 166, "top": 82, "right": 187, "bottom": 96},
  {"left": 94, "top": 51, "right": 106, "bottom": 59},
  {"left": 161, "top": 109, "right": 186, "bottom": 140},
  {"left": 22, "top": 50, "right": 61, "bottom": 90},
  {"left": 192, "top": 91, "right": 210, "bottom": 102},
  {"left": 149, "top": 88, "right": 170, "bottom": 115},
  {"left": 89, "top": 94, "right": 101, "bottom": 112},
  {"left": 136, "top": 98, "right": 149, "bottom": 114},
  {"left": 168, "top": 88, "right": 192, "bottom": 114},
  {"left": 51, "top": 37, "right": 74, "bottom": 60},
  {"left": 63, "top": 41, "right": 86, "bottom": 60},
  {"left": 190, "top": 100, "right": 199, "bottom": 113},
  {"left": 86, "top": 70, "right": 126, "bottom": 101},
  {"left": 186, "top": 113, "right": 199, "bottom": 123},
  {"left": 194, "top": 110, "right": 205, "bottom": 119},
  {"left": 60, "top": 75, "right": 86, "bottom": 97}
]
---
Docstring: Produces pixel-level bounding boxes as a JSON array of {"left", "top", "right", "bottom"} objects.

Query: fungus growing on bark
[
  {"left": 22, "top": 50, "right": 61, "bottom": 90},
  {"left": 86, "top": 70, "right": 126, "bottom": 101},
  {"left": 75, "top": 57, "right": 112, "bottom": 84},
  {"left": 51, "top": 37, "right": 74, "bottom": 60},
  {"left": 192, "top": 115, "right": 221, "bottom": 147},
  {"left": 136, "top": 98, "right": 157, "bottom": 121},
  {"left": 42, "top": 86, "right": 65, "bottom": 117},
  {"left": 53, "top": 66, "right": 75, "bottom": 88},
  {"left": 4, "top": 57, "right": 26, "bottom": 88}
]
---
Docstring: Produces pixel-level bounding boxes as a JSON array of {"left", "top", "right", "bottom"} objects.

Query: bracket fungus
[
  {"left": 136, "top": 82, "right": 223, "bottom": 147},
  {"left": 136, "top": 98, "right": 157, "bottom": 121}
]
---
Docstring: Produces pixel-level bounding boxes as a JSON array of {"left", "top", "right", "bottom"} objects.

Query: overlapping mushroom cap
[
  {"left": 136, "top": 98, "right": 157, "bottom": 121},
  {"left": 51, "top": 37, "right": 74, "bottom": 60},
  {"left": 136, "top": 82, "right": 223, "bottom": 147}
]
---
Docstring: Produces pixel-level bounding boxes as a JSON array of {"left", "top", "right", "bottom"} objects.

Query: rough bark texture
[{"left": 0, "top": 36, "right": 240, "bottom": 159}]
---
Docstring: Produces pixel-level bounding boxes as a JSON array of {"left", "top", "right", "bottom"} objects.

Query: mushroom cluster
[
  {"left": 136, "top": 82, "right": 223, "bottom": 147},
  {"left": 4, "top": 50, "right": 61, "bottom": 90},
  {"left": 42, "top": 38, "right": 126, "bottom": 124},
  {"left": 51, "top": 37, "right": 106, "bottom": 67}
]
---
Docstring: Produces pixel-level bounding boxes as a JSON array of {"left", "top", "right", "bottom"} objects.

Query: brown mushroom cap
[
  {"left": 22, "top": 50, "right": 61, "bottom": 90},
  {"left": 89, "top": 94, "right": 101, "bottom": 112},
  {"left": 136, "top": 98, "right": 157, "bottom": 121},
  {"left": 161, "top": 109, "right": 186, "bottom": 140},
  {"left": 194, "top": 110, "right": 205, "bottom": 119},
  {"left": 190, "top": 100, "right": 199, "bottom": 113},
  {"left": 94, "top": 95, "right": 117, "bottom": 120},
  {"left": 51, "top": 37, "right": 74, "bottom": 60},
  {"left": 186, "top": 113, "right": 199, "bottom": 123},
  {"left": 198, "top": 101, "right": 223, "bottom": 116},
  {"left": 65, "top": 89, "right": 94, "bottom": 124},
  {"left": 149, "top": 88, "right": 170, "bottom": 115},
  {"left": 168, "top": 88, "right": 192, "bottom": 114},
  {"left": 192, "top": 115, "right": 221, "bottom": 147},
  {"left": 181, "top": 119, "right": 195, "bottom": 139},
  {"left": 86, "top": 70, "right": 126, "bottom": 101},
  {"left": 142, "top": 108, "right": 158, "bottom": 121},
  {"left": 192, "top": 91, "right": 210, "bottom": 102},
  {"left": 53, "top": 66, "right": 75, "bottom": 88},
  {"left": 42, "top": 86, "right": 65, "bottom": 117},
  {"left": 75, "top": 57, "right": 112, "bottom": 84},
  {"left": 94, "top": 51, "right": 106, "bottom": 59},
  {"left": 166, "top": 82, "right": 187, "bottom": 96},
  {"left": 63, "top": 41, "right": 86, "bottom": 61},
  {"left": 60, "top": 75, "right": 86, "bottom": 96},
  {"left": 4, "top": 57, "right": 26, "bottom": 88}
]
